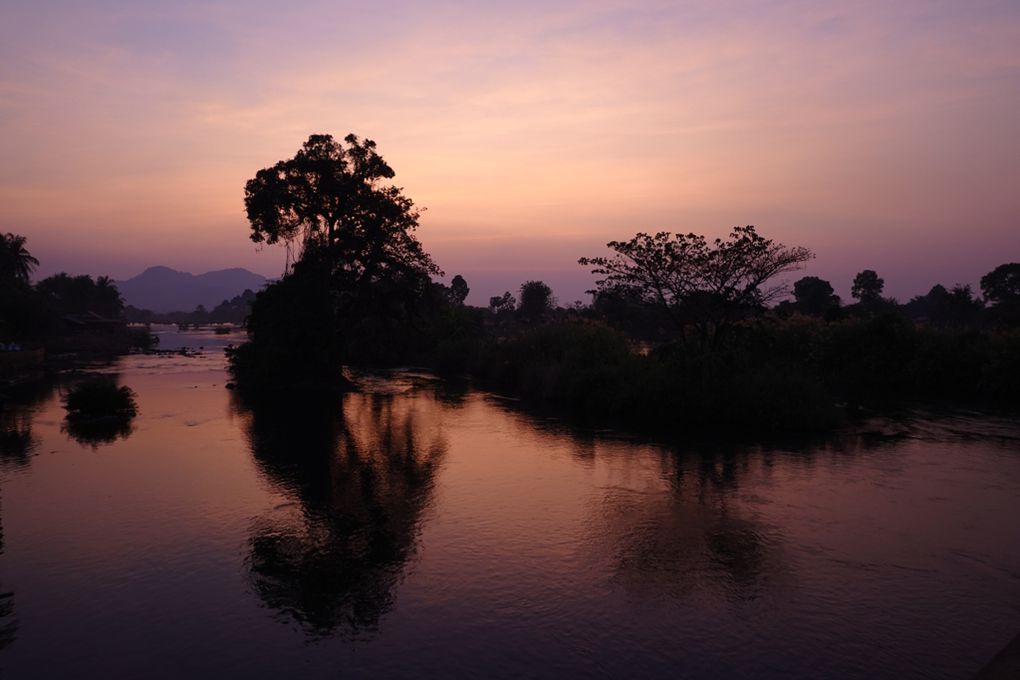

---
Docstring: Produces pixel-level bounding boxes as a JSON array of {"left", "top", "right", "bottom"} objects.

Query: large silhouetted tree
[
  {"left": 518, "top": 280, "right": 554, "bottom": 320},
  {"left": 449, "top": 275, "right": 469, "bottom": 305},
  {"left": 981, "top": 263, "right": 1020, "bottom": 305},
  {"left": 981, "top": 262, "right": 1020, "bottom": 325},
  {"left": 233, "top": 134, "right": 443, "bottom": 384},
  {"left": 851, "top": 270, "right": 884, "bottom": 304},
  {"left": 244, "top": 133, "right": 438, "bottom": 282},
  {"left": 580, "top": 226, "right": 812, "bottom": 349},
  {"left": 793, "top": 276, "right": 839, "bottom": 316}
]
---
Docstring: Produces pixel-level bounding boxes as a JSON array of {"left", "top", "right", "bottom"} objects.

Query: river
[{"left": 1, "top": 333, "right": 1018, "bottom": 678}]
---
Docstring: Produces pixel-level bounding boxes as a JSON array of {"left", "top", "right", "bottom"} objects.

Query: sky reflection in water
[{"left": 0, "top": 351, "right": 1019, "bottom": 679}]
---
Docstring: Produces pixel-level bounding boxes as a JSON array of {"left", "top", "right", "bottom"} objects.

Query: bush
[{"left": 62, "top": 377, "right": 138, "bottom": 446}]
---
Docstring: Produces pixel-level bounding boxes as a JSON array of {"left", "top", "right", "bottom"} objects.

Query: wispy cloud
[{"left": 1, "top": 0, "right": 1018, "bottom": 299}]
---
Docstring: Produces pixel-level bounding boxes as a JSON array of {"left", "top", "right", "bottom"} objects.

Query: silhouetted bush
[
  {"left": 62, "top": 377, "right": 138, "bottom": 446},
  {"left": 473, "top": 320, "right": 840, "bottom": 435},
  {"left": 470, "top": 312, "right": 1019, "bottom": 437}
]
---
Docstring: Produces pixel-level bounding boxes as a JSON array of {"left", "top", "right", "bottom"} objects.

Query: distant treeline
[
  {"left": 0, "top": 235, "right": 261, "bottom": 357},
  {"left": 0, "top": 238, "right": 152, "bottom": 356},
  {"left": 1, "top": 233, "right": 258, "bottom": 344},
  {"left": 124, "top": 289, "right": 257, "bottom": 325},
  {"left": 224, "top": 134, "right": 1020, "bottom": 437}
]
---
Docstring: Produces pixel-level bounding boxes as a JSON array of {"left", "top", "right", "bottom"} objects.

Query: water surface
[{"left": 1, "top": 346, "right": 1018, "bottom": 678}]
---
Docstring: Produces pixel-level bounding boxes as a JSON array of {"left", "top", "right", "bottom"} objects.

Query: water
[{"left": 1, "top": 343, "right": 1019, "bottom": 679}]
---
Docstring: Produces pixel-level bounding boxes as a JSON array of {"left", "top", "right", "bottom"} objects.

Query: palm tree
[
  {"left": 94, "top": 275, "right": 124, "bottom": 318},
  {"left": 0, "top": 233, "right": 40, "bottom": 284}
]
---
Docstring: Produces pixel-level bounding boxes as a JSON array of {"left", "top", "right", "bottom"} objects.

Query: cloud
[{"left": 1, "top": 0, "right": 1018, "bottom": 299}]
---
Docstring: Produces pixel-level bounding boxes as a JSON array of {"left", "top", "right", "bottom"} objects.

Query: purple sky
[{"left": 1, "top": 0, "right": 1018, "bottom": 305}]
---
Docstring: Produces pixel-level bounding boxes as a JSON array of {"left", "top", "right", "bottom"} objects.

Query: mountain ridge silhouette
[{"left": 116, "top": 266, "right": 268, "bottom": 313}]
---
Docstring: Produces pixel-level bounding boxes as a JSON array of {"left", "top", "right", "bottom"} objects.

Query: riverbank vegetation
[
  {"left": 0, "top": 234, "right": 158, "bottom": 367},
  {"left": 1, "top": 234, "right": 154, "bottom": 361},
  {"left": 225, "top": 133, "right": 1020, "bottom": 435}
]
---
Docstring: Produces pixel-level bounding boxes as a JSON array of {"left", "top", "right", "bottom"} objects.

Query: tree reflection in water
[
  {"left": 585, "top": 436, "right": 874, "bottom": 603},
  {"left": 233, "top": 388, "right": 446, "bottom": 638},
  {"left": 0, "top": 380, "right": 53, "bottom": 469},
  {"left": 0, "top": 379, "right": 55, "bottom": 651}
]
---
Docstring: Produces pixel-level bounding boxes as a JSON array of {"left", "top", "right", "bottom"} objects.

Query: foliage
[
  {"left": 902, "top": 284, "right": 983, "bottom": 328},
  {"left": 580, "top": 226, "right": 812, "bottom": 350},
  {"left": 449, "top": 275, "right": 469, "bottom": 305},
  {"left": 245, "top": 133, "right": 439, "bottom": 282},
  {"left": 518, "top": 280, "right": 554, "bottom": 320},
  {"left": 851, "top": 269, "right": 884, "bottom": 304},
  {"left": 489, "top": 291, "right": 516, "bottom": 315},
  {"left": 474, "top": 312, "right": 1020, "bottom": 438},
  {"left": 64, "top": 378, "right": 138, "bottom": 419},
  {"left": 591, "top": 284, "right": 668, "bottom": 340},
  {"left": 125, "top": 289, "right": 257, "bottom": 325},
  {"left": 36, "top": 273, "right": 124, "bottom": 318},
  {"left": 0, "top": 233, "right": 46, "bottom": 339},
  {"left": 474, "top": 320, "right": 839, "bottom": 434},
  {"left": 62, "top": 377, "right": 138, "bottom": 446},
  {"left": 0, "top": 233, "right": 39, "bottom": 285},
  {"left": 981, "top": 262, "right": 1020, "bottom": 326},
  {"left": 792, "top": 276, "right": 840, "bottom": 317},
  {"left": 233, "top": 134, "right": 443, "bottom": 387},
  {"left": 228, "top": 259, "right": 343, "bottom": 389},
  {"left": 980, "top": 262, "right": 1020, "bottom": 304}
]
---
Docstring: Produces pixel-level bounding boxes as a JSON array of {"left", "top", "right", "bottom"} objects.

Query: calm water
[{"left": 1, "top": 341, "right": 1019, "bottom": 679}]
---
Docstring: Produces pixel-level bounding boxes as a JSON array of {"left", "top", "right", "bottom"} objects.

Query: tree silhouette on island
[{"left": 214, "top": 132, "right": 1020, "bottom": 434}]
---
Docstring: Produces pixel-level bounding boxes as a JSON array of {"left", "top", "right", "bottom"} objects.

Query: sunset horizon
[
  {"left": 3, "top": 1, "right": 1018, "bottom": 304},
  {"left": 2, "top": 2, "right": 1019, "bottom": 679}
]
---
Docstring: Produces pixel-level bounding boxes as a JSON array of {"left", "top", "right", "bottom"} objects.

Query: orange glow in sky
[{"left": 1, "top": 1, "right": 1018, "bottom": 303}]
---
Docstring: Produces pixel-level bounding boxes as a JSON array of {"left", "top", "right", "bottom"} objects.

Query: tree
[
  {"left": 489, "top": 291, "right": 516, "bottom": 315},
  {"left": 518, "top": 280, "right": 554, "bottom": 320},
  {"left": 93, "top": 276, "right": 125, "bottom": 318},
  {"left": 851, "top": 270, "right": 884, "bottom": 304},
  {"left": 980, "top": 263, "right": 1020, "bottom": 304},
  {"left": 580, "top": 225, "right": 812, "bottom": 349},
  {"left": 233, "top": 134, "right": 443, "bottom": 384},
  {"left": 929, "top": 284, "right": 982, "bottom": 327},
  {"left": 0, "top": 233, "right": 39, "bottom": 285},
  {"left": 36, "top": 273, "right": 124, "bottom": 318},
  {"left": 209, "top": 289, "right": 257, "bottom": 323},
  {"left": 449, "top": 275, "right": 469, "bottom": 305},
  {"left": 792, "top": 276, "right": 839, "bottom": 316},
  {"left": 981, "top": 262, "right": 1020, "bottom": 326},
  {"left": 244, "top": 133, "right": 438, "bottom": 283}
]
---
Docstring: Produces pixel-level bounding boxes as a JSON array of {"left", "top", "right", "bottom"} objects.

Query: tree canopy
[
  {"left": 981, "top": 262, "right": 1020, "bottom": 326},
  {"left": 449, "top": 275, "right": 469, "bottom": 305},
  {"left": 980, "top": 263, "right": 1020, "bottom": 304},
  {"left": 1, "top": 233, "right": 39, "bottom": 285},
  {"left": 580, "top": 226, "right": 812, "bottom": 349},
  {"left": 489, "top": 291, "right": 516, "bottom": 315},
  {"left": 234, "top": 134, "right": 446, "bottom": 384},
  {"left": 793, "top": 276, "right": 839, "bottom": 316},
  {"left": 518, "top": 280, "right": 554, "bottom": 319},
  {"left": 851, "top": 270, "right": 884, "bottom": 304},
  {"left": 244, "top": 133, "right": 439, "bottom": 284},
  {"left": 36, "top": 273, "right": 124, "bottom": 318}
]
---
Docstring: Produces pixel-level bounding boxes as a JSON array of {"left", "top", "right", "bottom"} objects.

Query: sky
[{"left": 1, "top": 0, "right": 1018, "bottom": 305}]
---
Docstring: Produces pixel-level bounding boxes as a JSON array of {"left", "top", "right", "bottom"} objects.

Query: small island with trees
[
  {"left": 209, "top": 133, "right": 1019, "bottom": 437},
  {"left": 3, "top": 132, "right": 1018, "bottom": 438},
  {"left": 2, "top": 132, "right": 1017, "bottom": 435}
]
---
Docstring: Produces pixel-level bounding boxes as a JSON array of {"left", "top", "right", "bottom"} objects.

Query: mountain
[{"left": 116, "top": 266, "right": 268, "bottom": 313}]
